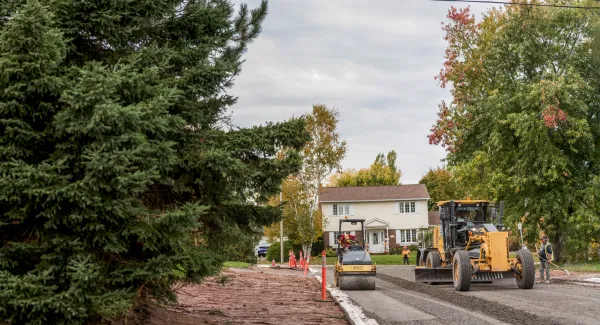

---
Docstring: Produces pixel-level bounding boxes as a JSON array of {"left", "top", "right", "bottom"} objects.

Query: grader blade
[{"left": 414, "top": 267, "right": 453, "bottom": 283}]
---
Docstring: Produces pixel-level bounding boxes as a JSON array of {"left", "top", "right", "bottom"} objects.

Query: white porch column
[{"left": 385, "top": 225, "right": 389, "bottom": 253}]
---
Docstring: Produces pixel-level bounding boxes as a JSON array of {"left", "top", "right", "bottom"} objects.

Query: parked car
[{"left": 256, "top": 243, "right": 270, "bottom": 258}]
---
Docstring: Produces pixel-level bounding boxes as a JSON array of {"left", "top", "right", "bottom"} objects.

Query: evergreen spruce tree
[{"left": 0, "top": 1, "right": 308, "bottom": 324}]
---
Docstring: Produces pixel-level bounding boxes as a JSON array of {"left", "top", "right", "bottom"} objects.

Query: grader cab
[{"left": 415, "top": 200, "right": 535, "bottom": 291}]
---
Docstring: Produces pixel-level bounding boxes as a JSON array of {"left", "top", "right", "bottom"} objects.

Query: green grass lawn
[
  {"left": 510, "top": 251, "right": 600, "bottom": 272},
  {"left": 372, "top": 254, "right": 417, "bottom": 265},
  {"left": 223, "top": 261, "right": 249, "bottom": 268},
  {"left": 561, "top": 262, "right": 600, "bottom": 272}
]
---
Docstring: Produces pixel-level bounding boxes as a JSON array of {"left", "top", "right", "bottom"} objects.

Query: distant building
[{"left": 319, "top": 184, "right": 430, "bottom": 253}]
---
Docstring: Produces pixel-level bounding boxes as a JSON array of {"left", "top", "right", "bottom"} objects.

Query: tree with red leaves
[{"left": 429, "top": 3, "right": 600, "bottom": 262}]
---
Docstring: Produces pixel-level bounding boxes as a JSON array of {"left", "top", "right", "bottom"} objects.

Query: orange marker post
[{"left": 321, "top": 250, "right": 327, "bottom": 301}]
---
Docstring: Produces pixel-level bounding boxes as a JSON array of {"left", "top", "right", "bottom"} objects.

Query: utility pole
[{"left": 280, "top": 188, "right": 284, "bottom": 264}]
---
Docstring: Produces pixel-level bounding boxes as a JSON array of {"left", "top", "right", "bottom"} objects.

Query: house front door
[{"left": 366, "top": 229, "right": 385, "bottom": 253}]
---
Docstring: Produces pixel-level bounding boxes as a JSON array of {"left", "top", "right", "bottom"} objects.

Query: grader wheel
[
  {"left": 426, "top": 251, "right": 442, "bottom": 285},
  {"left": 515, "top": 248, "right": 535, "bottom": 289},
  {"left": 452, "top": 250, "right": 471, "bottom": 292},
  {"left": 426, "top": 251, "right": 441, "bottom": 268}
]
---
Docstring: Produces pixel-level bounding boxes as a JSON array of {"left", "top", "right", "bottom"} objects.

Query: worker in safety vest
[
  {"left": 538, "top": 235, "right": 553, "bottom": 283},
  {"left": 401, "top": 246, "right": 411, "bottom": 265}
]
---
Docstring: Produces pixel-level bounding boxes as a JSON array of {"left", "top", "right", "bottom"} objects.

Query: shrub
[
  {"left": 325, "top": 248, "right": 337, "bottom": 257},
  {"left": 265, "top": 241, "right": 301, "bottom": 262},
  {"left": 311, "top": 236, "right": 324, "bottom": 256}
]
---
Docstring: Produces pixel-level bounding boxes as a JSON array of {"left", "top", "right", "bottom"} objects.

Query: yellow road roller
[
  {"left": 333, "top": 218, "right": 376, "bottom": 290},
  {"left": 415, "top": 200, "right": 536, "bottom": 291}
]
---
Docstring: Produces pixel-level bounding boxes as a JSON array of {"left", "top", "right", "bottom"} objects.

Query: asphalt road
[{"left": 326, "top": 265, "right": 600, "bottom": 325}]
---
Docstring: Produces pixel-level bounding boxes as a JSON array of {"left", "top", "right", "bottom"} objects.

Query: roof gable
[
  {"left": 365, "top": 218, "right": 390, "bottom": 227},
  {"left": 319, "top": 184, "right": 430, "bottom": 202}
]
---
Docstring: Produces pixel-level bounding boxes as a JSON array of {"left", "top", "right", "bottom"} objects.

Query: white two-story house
[{"left": 319, "top": 184, "right": 430, "bottom": 253}]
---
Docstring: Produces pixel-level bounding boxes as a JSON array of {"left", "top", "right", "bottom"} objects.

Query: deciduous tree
[
  {"left": 419, "top": 167, "right": 465, "bottom": 210},
  {"left": 329, "top": 150, "right": 401, "bottom": 186},
  {"left": 429, "top": 3, "right": 600, "bottom": 261},
  {"left": 264, "top": 105, "right": 346, "bottom": 254}
]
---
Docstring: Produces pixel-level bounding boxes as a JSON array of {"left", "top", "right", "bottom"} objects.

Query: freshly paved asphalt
[{"left": 325, "top": 265, "right": 600, "bottom": 325}]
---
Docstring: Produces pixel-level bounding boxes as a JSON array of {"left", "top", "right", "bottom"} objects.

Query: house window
[
  {"left": 332, "top": 204, "right": 352, "bottom": 216},
  {"left": 398, "top": 229, "right": 418, "bottom": 243},
  {"left": 333, "top": 231, "right": 340, "bottom": 242},
  {"left": 398, "top": 201, "right": 416, "bottom": 213}
]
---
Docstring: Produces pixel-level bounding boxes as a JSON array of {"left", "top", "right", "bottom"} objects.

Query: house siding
[{"left": 322, "top": 200, "right": 429, "bottom": 232}]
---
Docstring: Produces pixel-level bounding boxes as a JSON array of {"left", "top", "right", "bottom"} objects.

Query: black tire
[
  {"left": 426, "top": 251, "right": 442, "bottom": 268},
  {"left": 426, "top": 251, "right": 442, "bottom": 285},
  {"left": 452, "top": 250, "right": 472, "bottom": 291},
  {"left": 516, "top": 248, "right": 535, "bottom": 289}
]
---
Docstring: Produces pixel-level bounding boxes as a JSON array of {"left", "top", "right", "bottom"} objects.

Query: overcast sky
[{"left": 230, "top": 0, "right": 494, "bottom": 184}]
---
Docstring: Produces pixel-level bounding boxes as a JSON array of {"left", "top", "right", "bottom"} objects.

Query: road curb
[{"left": 309, "top": 267, "right": 378, "bottom": 325}]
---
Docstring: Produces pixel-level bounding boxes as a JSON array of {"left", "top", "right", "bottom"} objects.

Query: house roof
[
  {"left": 318, "top": 184, "right": 430, "bottom": 202},
  {"left": 428, "top": 211, "right": 440, "bottom": 226}
]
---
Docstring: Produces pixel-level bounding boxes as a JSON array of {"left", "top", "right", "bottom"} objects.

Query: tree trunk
[
  {"left": 553, "top": 232, "right": 563, "bottom": 263},
  {"left": 583, "top": 243, "right": 589, "bottom": 262},
  {"left": 302, "top": 243, "right": 312, "bottom": 259}
]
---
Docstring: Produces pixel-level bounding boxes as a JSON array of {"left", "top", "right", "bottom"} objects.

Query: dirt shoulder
[{"left": 144, "top": 266, "right": 349, "bottom": 325}]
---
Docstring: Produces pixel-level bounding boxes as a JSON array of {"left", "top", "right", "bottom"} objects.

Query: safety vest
[
  {"left": 540, "top": 243, "right": 552, "bottom": 261},
  {"left": 401, "top": 249, "right": 410, "bottom": 257}
]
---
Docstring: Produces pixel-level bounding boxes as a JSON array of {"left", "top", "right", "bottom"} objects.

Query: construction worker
[
  {"left": 538, "top": 235, "right": 553, "bottom": 283},
  {"left": 401, "top": 246, "right": 410, "bottom": 265}
]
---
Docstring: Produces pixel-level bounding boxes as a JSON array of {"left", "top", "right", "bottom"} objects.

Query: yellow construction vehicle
[
  {"left": 333, "top": 218, "right": 376, "bottom": 290},
  {"left": 415, "top": 200, "right": 535, "bottom": 291}
]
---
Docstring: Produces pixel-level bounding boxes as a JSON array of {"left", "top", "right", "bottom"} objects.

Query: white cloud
[{"left": 230, "top": 0, "right": 495, "bottom": 184}]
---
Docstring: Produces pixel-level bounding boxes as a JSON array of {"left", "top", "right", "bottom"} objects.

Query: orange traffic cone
[{"left": 271, "top": 259, "right": 276, "bottom": 267}]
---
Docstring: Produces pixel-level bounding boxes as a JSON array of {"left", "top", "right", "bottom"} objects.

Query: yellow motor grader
[{"left": 415, "top": 200, "right": 535, "bottom": 291}]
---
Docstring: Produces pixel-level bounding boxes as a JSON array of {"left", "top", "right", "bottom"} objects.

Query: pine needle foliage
[{"left": 0, "top": 1, "right": 308, "bottom": 323}]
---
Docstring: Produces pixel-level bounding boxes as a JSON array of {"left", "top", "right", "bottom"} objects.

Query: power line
[{"left": 431, "top": 0, "right": 600, "bottom": 9}]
